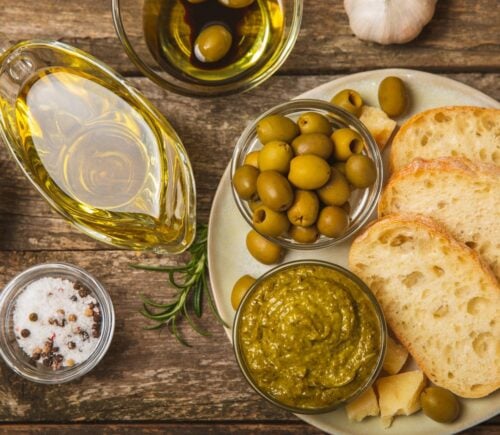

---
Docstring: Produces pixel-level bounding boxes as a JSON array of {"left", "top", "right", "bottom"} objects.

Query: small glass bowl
[
  {"left": 0, "top": 263, "right": 115, "bottom": 384},
  {"left": 111, "top": 0, "right": 302, "bottom": 97},
  {"left": 233, "top": 260, "right": 387, "bottom": 414},
  {"left": 230, "top": 99, "right": 383, "bottom": 250}
]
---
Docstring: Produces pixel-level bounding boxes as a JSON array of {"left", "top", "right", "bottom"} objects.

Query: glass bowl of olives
[
  {"left": 230, "top": 99, "right": 383, "bottom": 250},
  {"left": 112, "top": 0, "right": 302, "bottom": 97}
]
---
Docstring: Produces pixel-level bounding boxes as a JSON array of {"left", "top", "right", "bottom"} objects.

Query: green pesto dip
[{"left": 237, "top": 263, "right": 383, "bottom": 410}]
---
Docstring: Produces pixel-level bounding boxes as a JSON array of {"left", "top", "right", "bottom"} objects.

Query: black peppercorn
[
  {"left": 29, "top": 313, "right": 38, "bottom": 322},
  {"left": 21, "top": 329, "right": 30, "bottom": 338}
]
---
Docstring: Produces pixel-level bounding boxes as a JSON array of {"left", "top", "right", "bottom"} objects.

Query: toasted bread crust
[
  {"left": 389, "top": 106, "right": 500, "bottom": 172},
  {"left": 349, "top": 213, "right": 500, "bottom": 398}
]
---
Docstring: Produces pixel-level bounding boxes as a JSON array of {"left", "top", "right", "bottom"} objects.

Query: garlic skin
[{"left": 344, "top": 0, "right": 438, "bottom": 45}]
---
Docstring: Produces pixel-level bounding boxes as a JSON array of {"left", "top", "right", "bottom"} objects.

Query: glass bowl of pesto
[
  {"left": 111, "top": 0, "right": 302, "bottom": 97},
  {"left": 230, "top": 99, "right": 383, "bottom": 251},
  {"left": 233, "top": 260, "right": 387, "bottom": 414}
]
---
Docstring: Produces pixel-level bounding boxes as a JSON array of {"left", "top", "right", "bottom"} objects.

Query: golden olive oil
[
  {"left": 143, "top": 0, "right": 285, "bottom": 83},
  {"left": 12, "top": 66, "right": 194, "bottom": 251}
]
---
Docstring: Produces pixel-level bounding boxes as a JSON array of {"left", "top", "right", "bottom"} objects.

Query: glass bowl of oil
[
  {"left": 111, "top": 0, "right": 302, "bottom": 97},
  {"left": 0, "top": 38, "right": 196, "bottom": 253}
]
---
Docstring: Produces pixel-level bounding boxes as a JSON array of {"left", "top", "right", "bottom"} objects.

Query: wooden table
[{"left": 0, "top": 0, "right": 498, "bottom": 433}]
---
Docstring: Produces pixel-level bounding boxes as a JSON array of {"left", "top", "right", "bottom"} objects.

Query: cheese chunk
[
  {"left": 383, "top": 336, "right": 409, "bottom": 375},
  {"left": 359, "top": 105, "right": 397, "bottom": 151},
  {"left": 345, "top": 386, "right": 379, "bottom": 422},
  {"left": 376, "top": 370, "right": 426, "bottom": 428}
]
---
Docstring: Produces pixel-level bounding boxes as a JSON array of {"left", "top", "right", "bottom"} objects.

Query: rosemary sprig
[{"left": 131, "top": 224, "right": 227, "bottom": 346}]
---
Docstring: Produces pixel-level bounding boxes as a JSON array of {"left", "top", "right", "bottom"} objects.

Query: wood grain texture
[
  {"left": 0, "top": 0, "right": 498, "bottom": 74},
  {"left": 0, "top": 73, "right": 498, "bottom": 251}
]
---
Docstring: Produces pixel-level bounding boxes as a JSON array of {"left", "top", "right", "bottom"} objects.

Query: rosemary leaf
[{"left": 131, "top": 223, "right": 227, "bottom": 346}]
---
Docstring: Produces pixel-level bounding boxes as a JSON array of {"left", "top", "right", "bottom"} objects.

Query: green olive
[
  {"left": 246, "top": 230, "right": 284, "bottom": 264},
  {"left": 248, "top": 199, "right": 262, "bottom": 212},
  {"left": 244, "top": 150, "right": 260, "bottom": 169},
  {"left": 256, "top": 114, "right": 299, "bottom": 144},
  {"left": 218, "top": 0, "right": 254, "bottom": 8},
  {"left": 288, "top": 155, "right": 331, "bottom": 190},
  {"left": 331, "top": 128, "right": 364, "bottom": 161},
  {"left": 287, "top": 190, "right": 319, "bottom": 227},
  {"left": 252, "top": 205, "right": 290, "bottom": 237},
  {"left": 256, "top": 170, "right": 294, "bottom": 212},
  {"left": 258, "top": 141, "right": 294, "bottom": 174},
  {"left": 291, "top": 133, "right": 333, "bottom": 160},
  {"left": 232, "top": 165, "right": 259, "bottom": 200},
  {"left": 194, "top": 24, "right": 232, "bottom": 63},
  {"left": 330, "top": 89, "right": 364, "bottom": 117},
  {"left": 317, "top": 168, "right": 350, "bottom": 206},
  {"left": 420, "top": 387, "right": 460, "bottom": 423},
  {"left": 345, "top": 154, "right": 377, "bottom": 188},
  {"left": 378, "top": 76, "right": 408, "bottom": 117},
  {"left": 231, "top": 275, "right": 256, "bottom": 310},
  {"left": 289, "top": 225, "right": 319, "bottom": 244},
  {"left": 332, "top": 161, "right": 346, "bottom": 175},
  {"left": 297, "top": 112, "right": 332, "bottom": 135},
  {"left": 317, "top": 206, "right": 349, "bottom": 238}
]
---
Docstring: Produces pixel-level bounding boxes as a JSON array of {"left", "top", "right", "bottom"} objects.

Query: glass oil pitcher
[{"left": 0, "top": 35, "right": 196, "bottom": 253}]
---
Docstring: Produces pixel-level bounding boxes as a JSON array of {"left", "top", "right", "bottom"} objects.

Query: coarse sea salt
[{"left": 13, "top": 276, "right": 101, "bottom": 369}]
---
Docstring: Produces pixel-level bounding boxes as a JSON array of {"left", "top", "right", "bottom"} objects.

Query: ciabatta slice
[
  {"left": 379, "top": 157, "right": 500, "bottom": 280},
  {"left": 390, "top": 106, "right": 500, "bottom": 172},
  {"left": 349, "top": 214, "right": 500, "bottom": 398}
]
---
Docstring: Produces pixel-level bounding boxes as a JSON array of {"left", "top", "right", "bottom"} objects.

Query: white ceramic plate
[{"left": 207, "top": 68, "right": 500, "bottom": 434}]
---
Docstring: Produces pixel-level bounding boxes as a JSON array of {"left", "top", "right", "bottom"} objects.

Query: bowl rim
[
  {"left": 111, "top": 0, "right": 303, "bottom": 97},
  {"left": 230, "top": 99, "right": 384, "bottom": 250},
  {"left": 0, "top": 262, "right": 115, "bottom": 384},
  {"left": 232, "top": 259, "right": 387, "bottom": 414}
]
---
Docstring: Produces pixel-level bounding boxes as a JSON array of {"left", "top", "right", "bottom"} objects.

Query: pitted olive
[
  {"left": 317, "top": 206, "right": 349, "bottom": 238},
  {"left": 194, "top": 24, "right": 232, "bottom": 63},
  {"left": 288, "top": 155, "right": 331, "bottom": 190},
  {"left": 231, "top": 275, "right": 256, "bottom": 310},
  {"left": 378, "top": 76, "right": 408, "bottom": 117},
  {"left": 232, "top": 164, "right": 259, "bottom": 200},
  {"left": 289, "top": 225, "right": 319, "bottom": 243},
  {"left": 256, "top": 170, "right": 294, "bottom": 211},
  {"left": 252, "top": 205, "right": 290, "bottom": 237},
  {"left": 330, "top": 89, "right": 364, "bottom": 117},
  {"left": 291, "top": 133, "right": 333, "bottom": 160},
  {"left": 297, "top": 112, "right": 332, "bottom": 135},
  {"left": 258, "top": 140, "right": 294, "bottom": 174},
  {"left": 244, "top": 150, "right": 260, "bottom": 168},
  {"left": 246, "top": 230, "right": 284, "bottom": 264},
  {"left": 345, "top": 154, "right": 377, "bottom": 188},
  {"left": 331, "top": 128, "right": 364, "bottom": 161},
  {"left": 317, "top": 168, "right": 350, "bottom": 206},
  {"left": 256, "top": 114, "right": 299, "bottom": 144},
  {"left": 287, "top": 190, "right": 320, "bottom": 227},
  {"left": 420, "top": 387, "right": 460, "bottom": 423}
]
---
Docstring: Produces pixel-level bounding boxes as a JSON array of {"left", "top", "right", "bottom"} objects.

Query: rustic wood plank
[
  {"left": 0, "top": 0, "right": 498, "bottom": 74},
  {"left": 0, "top": 73, "right": 498, "bottom": 251},
  {"left": 0, "top": 423, "right": 324, "bottom": 435},
  {"left": 2, "top": 420, "right": 499, "bottom": 435}
]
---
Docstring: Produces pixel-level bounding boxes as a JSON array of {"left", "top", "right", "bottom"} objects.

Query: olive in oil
[
  {"left": 143, "top": 0, "right": 285, "bottom": 83},
  {"left": 12, "top": 66, "right": 195, "bottom": 252}
]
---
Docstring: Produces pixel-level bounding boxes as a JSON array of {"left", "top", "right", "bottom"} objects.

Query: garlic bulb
[{"left": 344, "top": 0, "right": 438, "bottom": 45}]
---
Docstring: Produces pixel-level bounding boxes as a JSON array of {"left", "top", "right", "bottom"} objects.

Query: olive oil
[
  {"left": 11, "top": 66, "right": 195, "bottom": 252},
  {"left": 143, "top": 0, "right": 285, "bottom": 83}
]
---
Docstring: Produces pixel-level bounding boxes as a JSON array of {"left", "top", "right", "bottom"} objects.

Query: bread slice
[
  {"left": 379, "top": 157, "right": 500, "bottom": 280},
  {"left": 349, "top": 214, "right": 500, "bottom": 398},
  {"left": 390, "top": 106, "right": 500, "bottom": 172}
]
